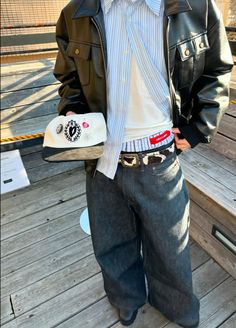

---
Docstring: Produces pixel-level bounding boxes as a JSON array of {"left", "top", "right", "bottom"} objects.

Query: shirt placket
[
  {"left": 125, "top": 9, "right": 171, "bottom": 117},
  {"left": 97, "top": 1, "right": 133, "bottom": 178}
]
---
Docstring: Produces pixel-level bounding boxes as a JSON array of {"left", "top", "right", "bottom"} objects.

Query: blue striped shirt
[{"left": 97, "top": 0, "right": 173, "bottom": 179}]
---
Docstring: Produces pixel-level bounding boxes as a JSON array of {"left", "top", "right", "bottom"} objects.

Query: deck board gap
[
  {"left": 191, "top": 257, "right": 211, "bottom": 272},
  {"left": 217, "top": 311, "right": 236, "bottom": 328},
  {"left": 50, "top": 296, "right": 109, "bottom": 328},
  {"left": 12, "top": 249, "right": 95, "bottom": 293},
  {"left": 199, "top": 275, "right": 232, "bottom": 301},
  {"left": 9, "top": 295, "right": 16, "bottom": 319},
  {"left": 218, "top": 131, "right": 236, "bottom": 142},
  {"left": 1, "top": 191, "right": 86, "bottom": 229},
  {"left": 1, "top": 230, "right": 90, "bottom": 278},
  {"left": 1, "top": 220, "right": 86, "bottom": 258},
  {"left": 12, "top": 271, "right": 103, "bottom": 321},
  {"left": 1, "top": 198, "right": 87, "bottom": 241}
]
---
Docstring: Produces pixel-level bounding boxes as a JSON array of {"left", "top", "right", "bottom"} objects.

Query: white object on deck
[
  {"left": 80, "top": 208, "right": 91, "bottom": 235},
  {"left": 1, "top": 149, "right": 30, "bottom": 194}
]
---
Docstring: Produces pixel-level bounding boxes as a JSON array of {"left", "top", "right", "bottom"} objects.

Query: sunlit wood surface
[
  {"left": 1, "top": 58, "right": 236, "bottom": 328},
  {"left": 1, "top": 146, "right": 235, "bottom": 328}
]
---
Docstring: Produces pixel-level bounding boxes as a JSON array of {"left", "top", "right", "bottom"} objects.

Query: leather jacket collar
[{"left": 73, "top": 0, "right": 192, "bottom": 18}]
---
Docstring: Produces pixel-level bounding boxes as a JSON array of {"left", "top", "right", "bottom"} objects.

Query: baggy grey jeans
[{"left": 86, "top": 151, "right": 200, "bottom": 327}]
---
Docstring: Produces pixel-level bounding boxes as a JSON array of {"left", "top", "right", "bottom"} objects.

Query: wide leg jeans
[{"left": 86, "top": 151, "right": 200, "bottom": 326}]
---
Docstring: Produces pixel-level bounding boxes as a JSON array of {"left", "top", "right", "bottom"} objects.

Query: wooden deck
[
  {"left": 1, "top": 146, "right": 236, "bottom": 328},
  {"left": 1, "top": 58, "right": 236, "bottom": 328}
]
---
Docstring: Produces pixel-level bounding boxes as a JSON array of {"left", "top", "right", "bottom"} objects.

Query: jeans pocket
[{"left": 145, "top": 153, "right": 180, "bottom": 178}]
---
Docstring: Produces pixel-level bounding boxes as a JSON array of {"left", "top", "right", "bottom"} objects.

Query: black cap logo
[{"left": 64, "top": 120, "right": 81, "bottom": 142}]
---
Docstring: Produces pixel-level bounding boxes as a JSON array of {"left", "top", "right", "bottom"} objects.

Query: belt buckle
[{"left": 120, "top": 153, "right": 140, "bottom": 168}]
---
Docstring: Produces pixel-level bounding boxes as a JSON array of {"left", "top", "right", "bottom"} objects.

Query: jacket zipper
[{"left": 91, "top": 17, "right": 108, "bottom": 178}]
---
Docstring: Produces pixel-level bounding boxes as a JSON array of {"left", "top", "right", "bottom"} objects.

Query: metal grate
[{"left": 1, "top": 0, "right": 69, "bottom": 61}]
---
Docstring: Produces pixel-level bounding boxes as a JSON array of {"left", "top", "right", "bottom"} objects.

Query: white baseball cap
[{"left": 42, "top": 113, "right": 107, "bottom": 161}]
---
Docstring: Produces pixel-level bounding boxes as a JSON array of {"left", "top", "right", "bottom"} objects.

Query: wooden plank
[
  {"left": 110, "top": 303, "right": 168, "bottom": 328},
  {"left": 199, "top": 300, "right": 236, "bottom": 328},
  {"left": 1, "top": 167, "right": 86, "bottom": 224},
  {"left": 187, "top": 182, "right": 236, "bottom": 232},
  {"left": 208, "top": 133, "right": 236, "bottom": 159},
  {"left": 7, "top": 241, "right": 212, "bottom": 316},
  {"left": 3, "top": 273, "right": 105, "bottom": 328},
  {"left": 1, "top": 194, "right": 86, "bottom": 241},
  {"left": 218, "top": 114, "right": 236, "bottom": 141},
  {"left": 1, "top": 237, "right": 93, "bottom": 298},
  {"left": 20, "top": 144, "right": 43, "bottom": 156},
  {"left": 194, "top": 144, "right": 236, "bottom": 173},
  {"left": 190, "top": 242, "right": 210, "bottom": 271},
  {"left": 192, "top": 259, "right": 229, "bottom": 298},
  {"left": 198, "top": 277, "right": 236, "bottom": 328},
  {"left": 1, "top": 59, "right": 55, "bottom": 75},
  {"left": 26, "top": 158, "right": 83, "bottom": 183},
  {"left": 190, "top": 219, "right": 236, "bottom": 279},
  {"left": 11, "top": 254, "right": 100, "bottom": 316},
  {"left": 228, "top": 105, "right": 236, "bottom": 118},
  {"left": 1, "top": 113, "right": 56, "bottom": 139},
  {"left": 110, "top": 268, "right": 234, "bottom": 328},
  {"left": 180, "top": 157, "right": 236, "bottom": 217},
  {"left": 56, "top": 297, "right": 119, "bottom": 328},
  {"left": 0, "top": 296, "right": 14, "bottom": 325},
  {"left": 219, "top": 313, "right": 236, "bottom": 328},
  {"left": 1, "top": 224, "right": 87, "bottom": 277},
  {"left": 156, "top": 277, "right": 236, "bottom": 328},
  {"left": 19, "top": 146, "right": 83, "bottom": 182},
  {"left": 1, "top": 84, "right": 58, "bottom": 109},
  {"left": 22, "top": 149, "right": 62, "bottom": 170},
  {"left": 1, "top": 100, "right": 58, "bottom": 124},
  {"left": 1, "top": 70, "right": 57, "bottom": 93},
  {"left": 181, "top": 150, "right": 236, "bottom": 192},
  {"left": 190, "top": 200, "right": 236, "bottom": 246},
  {"left": 1, "top": 197, "right": 87, "bottom": 256}
]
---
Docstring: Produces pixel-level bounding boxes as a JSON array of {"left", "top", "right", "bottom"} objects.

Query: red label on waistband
[{"left": 149, "top": 130, "right": 171, "bottom": 145}]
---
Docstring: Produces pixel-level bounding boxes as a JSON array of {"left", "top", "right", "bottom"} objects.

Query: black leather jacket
[{"left": 54, "top": 0, "right": 233, "bottom": 174}]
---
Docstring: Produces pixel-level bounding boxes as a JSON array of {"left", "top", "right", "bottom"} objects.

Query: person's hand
[
  {"left": 172, "top": 128, "right": 191, "bottom": 151},
  {"left": 66, "top": 111, "right": 76, "bottom": 116}
]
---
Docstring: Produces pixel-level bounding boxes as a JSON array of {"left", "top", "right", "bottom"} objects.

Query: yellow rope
[
  {"left": 0, "top": 132, "right": 45, "bottom": 143},
  {"left": 1, "top": 98, "right": 236, "bottom": 144}
]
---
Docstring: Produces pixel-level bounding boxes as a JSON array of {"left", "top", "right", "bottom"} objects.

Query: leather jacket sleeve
[
  {"left": 53, "top": 11, "right": 89, "bottom": 116},
  {"left": 179, "top": 1, "right": 233, "bottom": 148}
]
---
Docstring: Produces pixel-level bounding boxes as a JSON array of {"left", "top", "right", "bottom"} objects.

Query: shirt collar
[{"left": 103, "top": 0, "right": 162, "bottom": 16}]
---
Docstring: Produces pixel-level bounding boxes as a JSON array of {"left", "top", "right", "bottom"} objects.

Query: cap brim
[{"left": 42, "top": 144, "right": 104, "bottom": 162}]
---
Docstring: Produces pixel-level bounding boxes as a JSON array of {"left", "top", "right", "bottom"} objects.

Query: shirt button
[
  {"left": 185, "top": 49, "right": 190, "bottom": 56},
  {"left": 75, "top": 49, "right": 80, "bottom": 55}
]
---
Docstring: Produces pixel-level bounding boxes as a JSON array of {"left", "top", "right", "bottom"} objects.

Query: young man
[{"left": 54, "top": 0, "right": 233, "bottom": 326}]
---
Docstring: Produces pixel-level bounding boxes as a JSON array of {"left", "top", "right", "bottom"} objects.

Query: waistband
[
  {"left": 121, "top": 130, "right": 174, "bottom": 152},
  {"left": 119, "top": 141, "right": 175, "bottom": 168}
]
